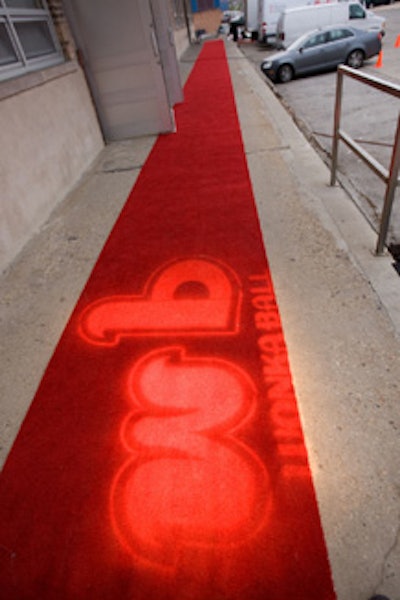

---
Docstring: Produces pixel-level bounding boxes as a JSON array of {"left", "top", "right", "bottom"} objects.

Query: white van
[
  {"left": 246, "top": 0, "right": 260, "bottom": 40},
  {"left": 276, "top": 2, "right": 385, "bottom": 48},
  {"left": 258, "top": 0, "right": 334, "bottom": 43}
]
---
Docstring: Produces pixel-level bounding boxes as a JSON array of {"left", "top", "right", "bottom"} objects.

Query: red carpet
[{"left": 0, "top": 41, "right": 336, "bottom": 599}]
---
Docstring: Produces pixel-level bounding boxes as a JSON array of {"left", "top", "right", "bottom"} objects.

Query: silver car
[{"left": 261, "top": 25, "right": 382, "bottom": 83}]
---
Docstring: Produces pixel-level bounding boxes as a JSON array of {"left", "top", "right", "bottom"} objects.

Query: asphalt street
[{"left": 238, "top": 3, "right": 400, "bottom": 249}]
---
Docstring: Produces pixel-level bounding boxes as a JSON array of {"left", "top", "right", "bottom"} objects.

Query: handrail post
[
  {"left": 330, "top": 66, "right": 400, "bottom": 253},
  {"left": 330, "top": 67, "right": 343, "bottom": 187},
  {"left": 375, "top": 112, "right": 400, "bottom": 255}
]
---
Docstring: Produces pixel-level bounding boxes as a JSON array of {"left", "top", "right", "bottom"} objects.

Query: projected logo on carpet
[
  {"left": 79, "top": 258, "right": 242, "bottom": 344},
  {"left": 79, "top": 257, "right": 272, "bottom": 570}
]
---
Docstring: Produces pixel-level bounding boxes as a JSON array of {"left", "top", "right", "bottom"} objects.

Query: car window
[
  {"left": 303, "top": 32, "right": 327, "bottom": 48},
  {"left": 349, "top": 4, "right": 365, "bottom": 19},
  {"left": 327, "top": 28, "right": 354, "bottom": 41}
]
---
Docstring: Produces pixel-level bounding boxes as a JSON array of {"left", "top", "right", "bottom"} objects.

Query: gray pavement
[
  {"left": 239, "top": 3, "right": 400, "bottom": 246},
  {"left": 1, "top": 38, "right": 400, "bottom": 600}
]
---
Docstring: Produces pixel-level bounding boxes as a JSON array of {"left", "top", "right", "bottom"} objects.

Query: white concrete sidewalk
[{"left": 226, "top": 40, "right": 400, "bottom": 600}]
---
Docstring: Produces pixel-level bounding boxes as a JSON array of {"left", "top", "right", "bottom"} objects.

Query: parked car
[
  {"left": 276, "top": 2, "right": 385, "bottom": 49},
  {"left": 260, "top": 25, "right": 382, "bottom": 83}
]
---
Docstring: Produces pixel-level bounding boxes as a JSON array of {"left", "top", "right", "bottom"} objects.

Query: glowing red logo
[
  {"left": 79, "top": 257, "right": 242, "bottom": 345},
  {"left": 110, "top": 347, "right": 270, "bottom": 571},
  {"left": 79, "top": 257, "right": 271, "bottom": 572}
]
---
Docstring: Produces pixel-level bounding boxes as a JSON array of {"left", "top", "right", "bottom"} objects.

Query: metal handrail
[{"left": 330, "top": 65, "right": 400, "bottom": 255}]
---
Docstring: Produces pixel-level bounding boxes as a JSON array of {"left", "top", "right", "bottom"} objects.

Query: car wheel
[
  {"left": 277, "top": 64, "right": 293, "bottom": 83},
  {"left": 346, "top": 49, "right": 364, "bottom": 69}
]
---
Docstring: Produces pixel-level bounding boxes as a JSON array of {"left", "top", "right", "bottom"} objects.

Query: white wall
[{"left": 0, "top": 63, "right": 104, "bottom": 273}]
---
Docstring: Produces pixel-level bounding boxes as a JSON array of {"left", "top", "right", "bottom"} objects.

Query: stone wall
[{"left": 47, "top": 0, "right": 77, "bottom": 60}]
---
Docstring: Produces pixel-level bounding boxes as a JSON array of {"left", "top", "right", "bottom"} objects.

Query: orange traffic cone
[
  {"left": 375, "top": 51, "right": 383, "bottom": 68},
  {"left": 395, "top": 35, "right": 400, "bottom": 48}
]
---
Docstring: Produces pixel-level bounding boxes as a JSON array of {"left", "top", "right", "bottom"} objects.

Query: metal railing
[{"left": 330, "top": 65, "right": 400, "bottom": 255}]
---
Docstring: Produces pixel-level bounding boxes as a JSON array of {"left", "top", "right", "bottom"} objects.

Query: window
[
  {"left": 304, "top": 32, "right": 328, "bottom": 48},
  {"left": 191, "top": 0, "right": 217, "bottom": 11},
  {"left": 0, "top": 0, "right": 63, "bottom": 81},
  {"left": 328, "top": 28, "right": 354, "bottom": 41},
  {"left": 349, "top": 4, "right": 366, "bottom": 19}
]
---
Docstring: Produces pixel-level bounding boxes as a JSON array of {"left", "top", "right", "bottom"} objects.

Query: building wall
[
  {"left": 192, "top": 8, "right": 222, "bottom": 34},
  {"left": 168, "top": 0, "right": 195, "bottom": 55},
  {"left": 0, "top": 0, "right": 191, "bottom": 273},
  {"left": 174, "top": 25, "right": 193, "bottom": 57},
  {"left": 0, "top": 62, "right": 104, "bottom": 273}
]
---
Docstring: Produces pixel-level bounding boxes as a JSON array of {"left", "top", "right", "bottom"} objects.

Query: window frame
[{"left": 0, "top": 0, "right": 63, "bottom": 82}]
